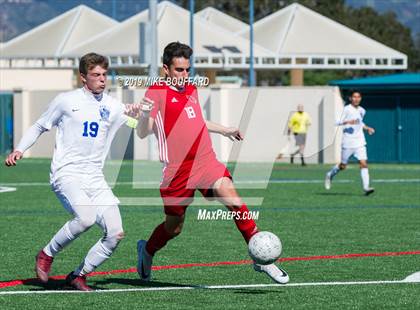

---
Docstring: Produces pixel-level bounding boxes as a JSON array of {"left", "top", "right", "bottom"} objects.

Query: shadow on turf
[
  {"left": 93, "top": 278, "right": 287, "bottom": 294},
  {"left": 233, "top": 289, "right": 283, "bottom": 295},
  {"left": 16, "top": 278, "right": 287, "bottom": 293},
  {"left": 93, "top": 277, "right": 192, "bottom": 288},
  {"left": 21, "top": 278, "right": 102, "bottom": 291}
]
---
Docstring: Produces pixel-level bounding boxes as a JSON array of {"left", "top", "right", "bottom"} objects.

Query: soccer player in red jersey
[{"left": 132, "top": 42, "right": 289, "bottom": 284}]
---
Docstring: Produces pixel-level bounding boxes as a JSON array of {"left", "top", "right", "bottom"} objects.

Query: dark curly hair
[{"left": 163, "top": 42, "right": 193, "bottom": 67}]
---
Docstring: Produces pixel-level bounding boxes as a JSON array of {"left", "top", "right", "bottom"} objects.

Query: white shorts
[
  {"left": 51, "top": 175, "right": 120, "bottom": 219},
  {"left": 341, "top": 146, "right": 367, "bottom": 164}
]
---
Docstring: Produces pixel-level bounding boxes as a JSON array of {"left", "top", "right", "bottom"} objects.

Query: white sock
[
  {"left": 361, "top": 168, "right": 370, "bottom": 190},
  {"left": 43, "top": 216, "right": 95, "bottom": 257},
  {"left": 43, "top": 221, "right": 77, "bottom": 257},
  {"left": 74, "top": 240, "right": 113, "bottom": 276},
  {"left": 328, "top": 165, "right": 340, "bottom": 179},
  {"left": 73, "top": 206, "right": 123, "bottom": 276}
]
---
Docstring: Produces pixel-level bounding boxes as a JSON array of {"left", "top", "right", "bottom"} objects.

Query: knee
[
  {"left": 339, "top": 163, "right": 347, "bottom": 170},
  {"left": 165, "top": 223, "right": 183, "bottom": 238},
  {"left": 226, "top": 198, "right": 244, "bottom": 211},
  {"left": 170, "top": 226, "right": 183, "bottom": 237},
  {"left": 103, "top": 230, "right": 124, "bottom": 249},
  {"left": 360, "top": 162, "right": 368, "bottom": 169},
  {"left": 114, "top": 231, "right": 125, "bottom": 241}
]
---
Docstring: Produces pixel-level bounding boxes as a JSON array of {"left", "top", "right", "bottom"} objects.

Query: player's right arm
[
  {"left": 339, "top": 119, "right": 358, "bottom": 125},
  {"left": 4, "top": 123, "right": 47, "bottom": 166},
  {"left": 5, "top": 94, "right": 63, "bottom": 167},
  {"left": 335, "top": 107, "right": 357, "bottom": 126},
  {"left": 287, "top": 113, "right": 296, "bottom": 135}
]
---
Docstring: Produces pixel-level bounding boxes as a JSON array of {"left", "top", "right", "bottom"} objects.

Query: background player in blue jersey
[{"left": 325, "top": 90, "right": 375, "bottom": 195}]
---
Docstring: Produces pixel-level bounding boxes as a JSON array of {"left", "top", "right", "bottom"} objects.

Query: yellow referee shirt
[{"left": 288, "top": 112, "right": 311, "bottom": 134}]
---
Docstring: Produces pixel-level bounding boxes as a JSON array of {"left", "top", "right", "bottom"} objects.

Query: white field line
[
  {"left": 0, "top": 272, "right": 419, "bottom": 296},
  {"left": 119, "top": 197, "right": 264, "bottom": 206},
  {"left": 1, "top": 179, "right": 420, "bottom": 187},
  {"left": 0, "top": 187, "right": 16, "bottom": 193}
]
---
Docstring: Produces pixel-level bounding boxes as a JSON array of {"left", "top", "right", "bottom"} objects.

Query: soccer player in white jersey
[
  {"left": 325, "top": 90, "right": 375, "bottom": 195},
  {"left": 4, "top": 53, "right": 135, "bottom": 291}
]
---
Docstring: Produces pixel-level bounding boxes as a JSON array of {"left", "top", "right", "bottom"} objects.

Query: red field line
[{"left": 1, "top": 250, "right": 419, "bottom": 289}]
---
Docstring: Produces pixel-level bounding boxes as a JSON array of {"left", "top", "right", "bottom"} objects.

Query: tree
[{"left": 177, "top": 0, "right": 419, "bottom": 84}]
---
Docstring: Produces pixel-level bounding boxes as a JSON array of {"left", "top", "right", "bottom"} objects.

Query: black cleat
[{"left": 364, "top": 188, "right": 375, "bottom": 196}]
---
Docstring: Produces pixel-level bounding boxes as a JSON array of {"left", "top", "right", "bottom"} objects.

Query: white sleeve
[
  {"left": 36, "top": 94, "right": 64, "bottom": 130},
  {"left": 15, "top": 123, "right": 47, "bottom": 153},
  {"left": 111, "top": 101, "right": 129, "bottom": 130},
  {"left": 335, "top": 107, "right": 347, "bottom": 126},
  {"left": 116, "top": 104, "right": 129, "bottom": 129},
  {"left": 100, "top": 103, "right": 131, "bottom": 165}
]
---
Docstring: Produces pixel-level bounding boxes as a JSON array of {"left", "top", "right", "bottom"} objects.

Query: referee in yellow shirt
[{"left": 287, "top": 104, "right": 311, "bottom": 166}]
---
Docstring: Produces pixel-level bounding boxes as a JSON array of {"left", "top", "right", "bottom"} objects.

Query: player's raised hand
[
  {"left": 223, "top": 127, "right": 243, "bottom": 141},
  {"left": 139, "top": 97, "right": 154, "bottom": 116},
  {"left": 124, "top": 103, "right": 140, "bottom": 119},
  {"left": 5, "top": 150, "right": 23, "bottom": 167},
  {"left": 367, "top": 127, "right": 375, "bottom": 135}
]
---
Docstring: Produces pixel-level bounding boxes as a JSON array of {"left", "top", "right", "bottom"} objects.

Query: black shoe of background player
[{"left": 364, "top": 188, "right": 375, "bottom": 196}]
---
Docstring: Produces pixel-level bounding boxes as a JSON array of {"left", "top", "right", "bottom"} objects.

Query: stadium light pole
[
  {"left": 148, "top": 0, "right": 158, "bottom": 161},
  {"left": 111, "top": 0, "right": 117, "bottom": 85},
  {"left": 249, "top": 0, "right": 255, "bottom": 86},
  {"left": 189, "top": 0, "right": 195, "bottom": 77},
  {"left": 149, "top": 0, "right": 158, "bottom": 78}
]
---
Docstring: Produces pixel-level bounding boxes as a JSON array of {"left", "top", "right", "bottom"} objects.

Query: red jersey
[{"left": 146, "top": 83, "right": 215, "bottom": 166}]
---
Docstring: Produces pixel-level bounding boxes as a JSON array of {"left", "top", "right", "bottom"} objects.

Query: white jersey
[
  {"left": 338, "top": 104, "right": 366, "bottom": 149},
  {"left": 35, "top": 88, "right": 127, "bottom": 183}
]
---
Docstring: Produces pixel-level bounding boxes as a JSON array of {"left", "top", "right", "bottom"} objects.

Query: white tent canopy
[
  {"left": 238, "top": 3, "right": 407, "bottom": 69},
  {"left": 195, "top": 7, "right": 248, "bottom": 33},
  {"left": 0, "top": 2, "right": 407, "bottom": 71},
  {"left": 64, "top": 1, "right": 276, "bottom": 69},
  {"left": 0, "top": 5, "right": 117, "bottom": 64}
]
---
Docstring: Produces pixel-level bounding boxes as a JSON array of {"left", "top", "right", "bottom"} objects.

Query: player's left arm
[
  {"left": 205, "top": 120, "right": 243, "bottom": 141},
  {"left": 287, "top": 114, "right": 296, "bottom": 134},
  {"left": 363, "top": 124, "right": 375, "bottom": 135},
  {"left": 361, "top": 108, "right": 374, "bottom": 135}
]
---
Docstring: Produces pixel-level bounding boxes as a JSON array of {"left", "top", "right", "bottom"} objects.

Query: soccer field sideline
[
  {"left": 1, "top": 178, "right": 420, "bottom": 187},
  {"left": 2, "top": 250, "right": 420, "bottom": 291},
  {"left": 1, "top": 274, "right": 419, "bottom": 296},
  {"left": 1, "top": 161, "right": 419, "bottom": 307}
]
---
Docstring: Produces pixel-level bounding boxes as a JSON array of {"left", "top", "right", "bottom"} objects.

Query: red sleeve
[{"left": 145, "top": 86, "right": 163, "bottom": 119}]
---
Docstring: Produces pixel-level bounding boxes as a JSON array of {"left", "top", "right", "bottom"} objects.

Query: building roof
[
  {"left": 63, "top": 1, "right": 275, "bottom": 69},
  {"left": 238, "top": 3, "right": 407, "bottom": 69},
  {"left": 0, "top": 5, "right": 118, "bottom": 58},
  {"left": 0, "top": 2, "right": 408, "bottom": 71},
  {"left": 195, "top": 7, "right": 248, "bottom": 33},
  {"left": 330, "top": 73, "right": 420, "bottom": 89}
]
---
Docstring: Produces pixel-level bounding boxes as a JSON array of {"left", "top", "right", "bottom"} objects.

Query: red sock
[
  {"left": 145, "top": 222, "right": 174, "bottom": 256},
  {"left": 234, "top": 204, "right": 258, "bottom": 243}
]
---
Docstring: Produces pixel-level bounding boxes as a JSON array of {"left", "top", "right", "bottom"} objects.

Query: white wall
[
  {"left": 13, "top": 90, "right": 61, "bottom": 157},
  {"left": 12, "top": 86, "right": 343, "bottom": 164},
  {"left": 206, "top": 86, "right": 343, "bottom": 163},
  {"left": 1, "top": 69, "right": 74, "bottom": 91}
]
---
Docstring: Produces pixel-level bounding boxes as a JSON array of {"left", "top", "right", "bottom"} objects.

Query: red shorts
[{"left": 160, "top": 157, "right": 231, "bottom": 216}]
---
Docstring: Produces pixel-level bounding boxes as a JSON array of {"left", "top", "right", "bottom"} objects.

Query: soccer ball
[{"left": 248, "top": 231, "right": 282, "bottom": 265}]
